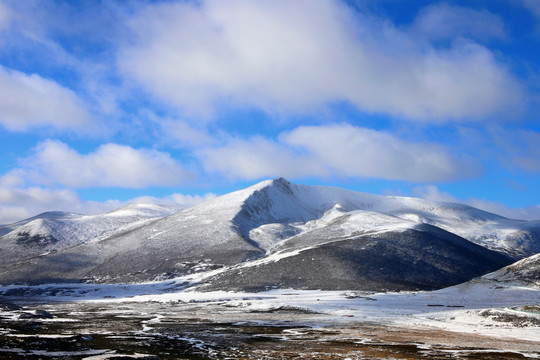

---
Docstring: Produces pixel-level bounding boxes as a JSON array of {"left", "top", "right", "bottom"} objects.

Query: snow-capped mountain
[
  {"left": 0, "top": 178, "right": 537, "bottom": 291},
  {"left": 0, "top": 204, "right": 179, "bottom": 268},
  {"left": 239, "top": 179, "right": 540, "bottom": 258}
]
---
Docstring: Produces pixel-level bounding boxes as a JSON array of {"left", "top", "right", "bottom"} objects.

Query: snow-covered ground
[
  {"left": 1, "top": 269, "right": 539, "bottom": 343},
  {"left": 100, "top": 283, "right": 540, "bottom": 342}
]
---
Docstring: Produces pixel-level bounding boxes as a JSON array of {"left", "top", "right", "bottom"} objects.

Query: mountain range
[{"left": 0, "top": 178, "right": 539, "bottom": 291}]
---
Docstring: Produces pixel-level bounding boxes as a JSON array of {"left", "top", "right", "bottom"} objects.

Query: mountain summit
[{"left": 0, "top": 178, "right": 537, "bottom": 291}]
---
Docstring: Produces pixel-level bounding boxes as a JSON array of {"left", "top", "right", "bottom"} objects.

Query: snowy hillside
[
  {"left": 237, "top": 178, "right": 540, "bottom": 258},
  {"left": 0, "top": 178, "right": 537, "bottom": 290},
  {"left": 0, "top": 204, "right": 179, "bottom": 268},
  {"left": 483, "top": 253, "right": 540, "bottom": 287}
]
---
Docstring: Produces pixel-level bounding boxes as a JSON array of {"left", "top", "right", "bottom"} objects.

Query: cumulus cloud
[
  {"left": 22, "top": 140, "right": 191, "bottom": 188},
  {"left": 199, "top": 124, "right": 478, "bottom": 182},
  {"left": 0, "top": 66, "right": 92, "bottom": 131},
  {"left": 412, "top": 184, "right": 540, "bottom": 221},
  {"left": 286, "top": 125, "right": 477, "bottom": 181},
  {"left": 199, "top": 136, "right": 324, "bottom": 180},
  {"left": 119, "top": 0, "right": 523, "bottom": 121},
  {"left": 412, "top": 3, "right": 506, "bottom": 42}
]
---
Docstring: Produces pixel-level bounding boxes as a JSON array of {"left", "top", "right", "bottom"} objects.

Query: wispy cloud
[
  {"left": 412, "top": 184, "right": 540, "bottom": 220},
  {"left": 489, "top": 128, "right": 540, "bottom": 173},
  {"left": 159, "top": 117, "right": 217, "bottom": 148},
  {"left": 0, "top": 1, "right": 11, "bottom": 32},
  {"left": 412, "top": 3, "right": 506, "bottom": 42},
  {"left": 520, "top": 0, "right": 540, "bottom": 18}
]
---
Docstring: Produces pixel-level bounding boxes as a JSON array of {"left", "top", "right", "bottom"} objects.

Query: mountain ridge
[{"left": 0, "top": 178, "right": 537, "bottom": 291}]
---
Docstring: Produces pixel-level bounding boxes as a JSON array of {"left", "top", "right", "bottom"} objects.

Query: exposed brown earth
[{"left": 1, "top": 301, "right": 539, "bottom": 359}]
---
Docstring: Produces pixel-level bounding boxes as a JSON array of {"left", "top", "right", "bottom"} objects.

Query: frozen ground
[{"left": 1, "top": 272, "right": 539, "bottom": 359}]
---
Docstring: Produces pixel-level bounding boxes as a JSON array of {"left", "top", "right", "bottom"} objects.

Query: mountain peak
[
  {"left": 248, "top": 177, "right": 292, "bottom": 191},
  {"left": 268, "top": 177, "right": 294, "bottom": 194},
  {"left": 271, "top": 177, "right": 290, "bottom": 185}
]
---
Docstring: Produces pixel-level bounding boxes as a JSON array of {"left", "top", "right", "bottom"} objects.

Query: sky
[{"left": 1, "top": 0, "right": 540, "bottom": 224}]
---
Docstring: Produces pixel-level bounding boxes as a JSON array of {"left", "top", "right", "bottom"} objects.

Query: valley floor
[{"left": 0, "top": 278, "right": 539, "bottom": 359}]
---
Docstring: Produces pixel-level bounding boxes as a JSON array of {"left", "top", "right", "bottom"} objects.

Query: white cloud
[
  {"left": 0, "top": 169, "right": 25, "bottom": 188},
  {"left": 412, "top": 184, "right": 540, "bottom": 221},
  {"left": 119, "top": 0, "right": 523, "bottom": 121},
  {"left": 413, "top": 3, "right": 506, "bottom": 42},
  {"left": 199, "top": 124, "right": 478, "bottom": 182},
  {"left": 0, "top": 184, "right": 84, "bottom": 224},
  {"left": 0, "top": 65, "right": 92, "bottom": 131},
  {"left": 285, "top": 125, "right": 477, "bottom": 182},
  {"left": 410, "top": 184, "right": 457, "bottom": 202},
  {"left": 0, "top": 172, "right": 215, "bottom": 224},
  {"left": 199, "top": 136, "right": 324, "bottom": 180},
  {"left": 22, "top": 140, "right": 191, "bottom": 188}
]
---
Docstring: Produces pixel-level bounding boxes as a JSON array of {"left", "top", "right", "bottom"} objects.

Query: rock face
[{"left": 0, "top": 178, "right": 536, "bottom": 291}]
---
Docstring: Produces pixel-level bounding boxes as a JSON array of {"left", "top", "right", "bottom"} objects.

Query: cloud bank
[
  {"left": 0, "top": 167, "right": 214, "bottom": 224},
  {"left": 0, "top": 179, "right": 215, "bottom": 225},
  {"left": 199, "top": 124, "right": 478, "bottom": 182},
  {"left": 120, "top": 0, "right": 523, "bottom": 121}
]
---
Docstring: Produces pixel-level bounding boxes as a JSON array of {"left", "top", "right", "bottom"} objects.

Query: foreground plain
[{"left": 1, "top": 276, "right": 539, "bottom": 359}]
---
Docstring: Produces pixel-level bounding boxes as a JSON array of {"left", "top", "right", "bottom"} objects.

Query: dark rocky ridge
[{"left": 198, "top": 225, "right": 513, "bottom": 292}]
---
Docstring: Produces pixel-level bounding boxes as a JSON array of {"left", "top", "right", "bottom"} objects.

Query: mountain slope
[
  {"left": 483, "top": 253, "right": 540, "bottom": 287},
  {"left": 198, "top": 221, "right": 512, "bottom": 292},
  {"left": 229, "top": 178, "right": 540, "bottom": 258},
  {"left": 0, "top": 178, "right": 536, "bottom": 290},
  {"left": 0, "top": 204, "right": 179, "bottom": 268}
]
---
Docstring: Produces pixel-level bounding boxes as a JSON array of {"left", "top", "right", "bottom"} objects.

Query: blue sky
[{"left": 1, "top": 0, "right": 540, "bottom": 223}]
